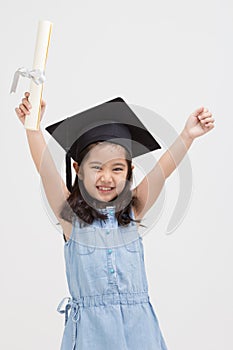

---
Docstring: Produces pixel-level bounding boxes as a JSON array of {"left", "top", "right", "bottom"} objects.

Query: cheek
[
  {"left": 93, "top": 172, "right": 101, "bottom": 183},
  {"left": 82, "top": 172, "right": 96, "bottom": 185},
  {"left": 87, "top": 172, "right": 102, "bottom": 186},
  {"left": 116, "top": 176, "right": 128, "bottom": 191}
]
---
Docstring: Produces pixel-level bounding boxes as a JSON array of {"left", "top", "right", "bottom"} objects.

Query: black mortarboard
[{"left": 45, "top": 97, "right": 161, "bottom": 192}]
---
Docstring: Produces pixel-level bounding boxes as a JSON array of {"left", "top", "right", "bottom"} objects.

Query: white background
[{"left": 1, "top": 0, "right": 232, "bottom": 349}]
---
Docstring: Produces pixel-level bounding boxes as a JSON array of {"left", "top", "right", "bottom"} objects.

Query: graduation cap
[{"left": 45, "top": 97, "right": 161, "bottom": 192}]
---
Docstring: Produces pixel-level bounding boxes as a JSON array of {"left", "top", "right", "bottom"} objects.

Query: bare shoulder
[
  {"left": 131, "top": 191, "right": 142, "bottom": 218},
  {"left": 131, "top": 204, "right": 142, "bottom": 229},
  {"left": 58, "top": 218, "right": 73, "bottom": 242},
  {"left": 131, "top": 166, "right": 165, "bottom": 219}
]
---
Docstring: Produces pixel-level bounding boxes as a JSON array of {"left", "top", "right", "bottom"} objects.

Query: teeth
[{"left": 98, "top": 187, "right": 112, "bottom": 190}]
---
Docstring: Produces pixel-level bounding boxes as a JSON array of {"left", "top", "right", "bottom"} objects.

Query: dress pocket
[
  {"left": 124, "top": 239, "right": 140, "bottom": 252},
  {"left": 72, "top": 227, "right": 96, "bottom": 255},
  {"left": 119, "top": 226, "right": 140, "bottom": 253},
  {"left": 76, "top": 243, "right": 96, "bottom": 255}
]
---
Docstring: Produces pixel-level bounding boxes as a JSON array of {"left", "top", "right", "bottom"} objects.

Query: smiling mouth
[{"left": 96, "top": 186, "right": 115, "bottom": 193}]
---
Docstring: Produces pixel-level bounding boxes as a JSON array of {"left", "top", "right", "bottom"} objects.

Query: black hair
[{"left": 59, "top": 141, "right": 144, "bottom": 227}]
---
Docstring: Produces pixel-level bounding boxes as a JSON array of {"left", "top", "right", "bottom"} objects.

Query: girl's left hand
[{"left": 183, "top": 107, "right": 215, "bottom": 140}]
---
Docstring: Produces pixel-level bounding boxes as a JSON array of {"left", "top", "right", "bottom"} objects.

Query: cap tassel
[{"left": 65, "top": 152, "right": 72, "bottom": 193}]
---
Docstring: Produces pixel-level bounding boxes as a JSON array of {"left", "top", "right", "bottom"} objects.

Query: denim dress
[{"left": 57, "top": 205, "right": 168, "bottom": 350}]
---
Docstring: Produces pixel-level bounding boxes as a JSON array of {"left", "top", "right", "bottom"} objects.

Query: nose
[{"left": 100, "top": 170, "right": 113, "bottom": 183}]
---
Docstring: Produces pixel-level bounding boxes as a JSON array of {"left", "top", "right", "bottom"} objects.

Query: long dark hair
[{"left": 59, "top": 141, "right": 143, "bottom": 227}]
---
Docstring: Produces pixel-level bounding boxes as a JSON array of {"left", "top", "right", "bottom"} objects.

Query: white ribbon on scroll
[
  {"left": 10, "top": 20, "right": 53, "bottom": 130},
  {"left": 10, "top": 67, "right": 46, "bottom": 93}
]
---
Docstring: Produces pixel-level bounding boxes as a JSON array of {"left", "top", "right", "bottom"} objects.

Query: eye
[
  {"left": 92, "top": 166, "right": 101, "bottom": 170},
  {"left": 113, "top": 168, "right": 123, "bottom": 172}
]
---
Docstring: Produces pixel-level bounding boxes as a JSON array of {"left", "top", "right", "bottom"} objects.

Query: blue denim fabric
[{"left": 57, "top": 206, "right": 168, "bottom": 350}]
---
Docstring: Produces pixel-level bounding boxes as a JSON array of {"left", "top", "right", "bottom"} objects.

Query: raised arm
[
  {"left": 133, "top": 106, "right": 215, "bottom": 219},
  {"left": 15, "top": 92, "right": 70, "bottom": 230}
]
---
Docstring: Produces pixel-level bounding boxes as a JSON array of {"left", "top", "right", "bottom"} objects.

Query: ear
[
  {"left": 73, "top": 162, "right": 79, "bottom": 173},
  {"left": 73, "top": 162, "right": 83, "bottom": 180},
  {"left": 131, "top": 164, "right": 135, "bottom": 171}
]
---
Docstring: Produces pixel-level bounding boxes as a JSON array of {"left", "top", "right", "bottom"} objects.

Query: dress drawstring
[{"left": 57, "top": 296, "right": 82, "bottom": 350}]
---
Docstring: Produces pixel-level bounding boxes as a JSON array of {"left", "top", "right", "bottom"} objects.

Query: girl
[{"left": 15, "top": 92, "right": 215, "bottom": 350}]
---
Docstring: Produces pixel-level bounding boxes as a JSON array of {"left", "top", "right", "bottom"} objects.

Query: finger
[
  {"left": 22, "top": 97, "right": 32, "bottom": 109},
  {"left": 24, "top": 91, "right": 30, "bottom": 98},
  {"left": 41, "top": 99, "right": 46, "bottom": 107},
  {"left": 200, "top": 117, "right": 215, "bottom": 124},
  {"left": 204, "top": 122, "right": 215, "bottom": 129},
  {"left": 198, "top": 112, "right": 213, "bottom": 120},
  {"left": 19, "top": 103, "right": 30, "bottom": 115},
  {"left": 192, "top": 106, "right": 205, "bottom": 117},
  {"left": 15, "top": 107, "right": 24, "bottom": 117},
  {"left": 15, "top": 108, "right": 26, "bottom": 123}
]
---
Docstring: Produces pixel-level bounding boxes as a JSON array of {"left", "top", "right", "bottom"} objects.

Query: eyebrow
[{"left": 88, "top": 161, "right": 126, "bottom": 167}]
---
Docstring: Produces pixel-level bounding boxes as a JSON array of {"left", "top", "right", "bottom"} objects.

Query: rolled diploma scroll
[{"left": 25, "top": 20, "right": 52, "bottom": 130}]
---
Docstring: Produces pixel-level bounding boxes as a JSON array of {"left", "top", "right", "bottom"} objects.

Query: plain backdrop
[{"left": 1, "top": 1, "right": 232, "bottom": 349}]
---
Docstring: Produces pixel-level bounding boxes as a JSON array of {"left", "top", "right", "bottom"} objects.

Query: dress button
[
  {"left": 106, "top": 230, "right": 110, "bottom": 235},
  {"left": 108, "top": 249, "right": 112, "bottom": 254},
  {"left": 110, "top": 268, "right": 115, "bottom": 273}
]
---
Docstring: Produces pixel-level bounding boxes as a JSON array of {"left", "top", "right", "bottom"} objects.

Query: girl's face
[{"left": 74, "top": 142, "right": 134, "bottom": 202}]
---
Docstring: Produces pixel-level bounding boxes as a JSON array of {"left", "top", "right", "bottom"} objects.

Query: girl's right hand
[{"left": 15, "top": 91, "right": 46, "bottom": 126}]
